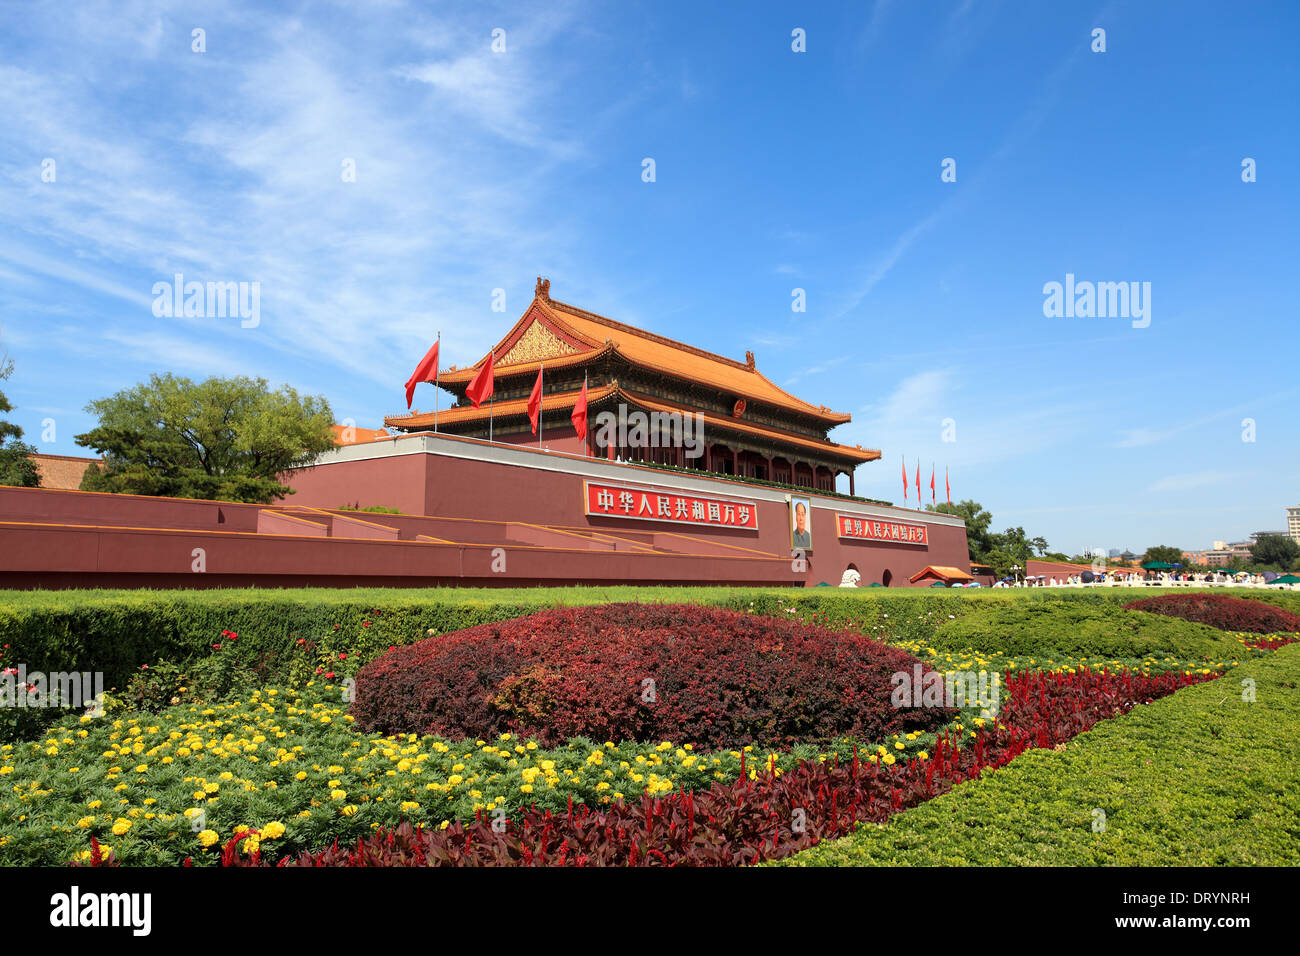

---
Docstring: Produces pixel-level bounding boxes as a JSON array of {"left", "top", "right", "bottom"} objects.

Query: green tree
[
  {"left": 927, "top": 499, "right": 993, "bottom": 561},
  {"left": 76, "top": 374, "right": 337, "bottom": 503},
  {"left": 1142, "top": 545, "right": 1185, "bottom": 566},
  {"left": 1250, "top": 534, "right": 1300, "bottom": 569},
  {"left": 991, "top": 526, "right": 1035, "bottom": 565},
  {"left": 0, "top": 356, "right": 40, "bottom": 488}
]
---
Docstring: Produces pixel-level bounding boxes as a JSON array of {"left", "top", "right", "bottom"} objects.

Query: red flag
[
  {"left": 403, "top": 340, "right": 439, "bottom": 410},
  {"left": 930, "top": 464, "right": 936, "bottom": 504},
  {"left": 465, "top": 351, "right": 495, "bottom": 409},
  {"left": 901, "top": 458, "right": 908, "bottom": 502},
  {"left": 945, "top": 467, "right": 950, "bottom": 504},
  {"left": 571, "top": 375, "right": 588, "bottom": 441},
  {"left": 915, "top": 459, "right": 921, "bottom": 507},
  {"left": 527, "top": 366, "right": 543, "bottom": 434}
]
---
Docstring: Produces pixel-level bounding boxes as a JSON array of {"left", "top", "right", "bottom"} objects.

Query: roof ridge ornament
[
  {"left": 745, "top": 350, "right": 755, "bottom": 369},
  {"left": 535, "top": 276, "right": 551, "bottom": 301}
]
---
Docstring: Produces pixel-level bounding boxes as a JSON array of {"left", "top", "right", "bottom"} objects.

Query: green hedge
[
  {"left": 927, "top": 601, "right": 1243, "bottom": 659},
  {"left": 0, "top": 585, "right": 1287, "bottom": 691},
  {"left": 773, "top": 643, "right": 1300, "bottom": 866}
]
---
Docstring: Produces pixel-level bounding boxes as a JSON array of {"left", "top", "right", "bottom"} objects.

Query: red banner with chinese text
[
  {"left": 584, "top": 481, "right": 759, "bottom": 529},
  {"left": 836, "top": 514, "right": 928, "bottom": 546}
]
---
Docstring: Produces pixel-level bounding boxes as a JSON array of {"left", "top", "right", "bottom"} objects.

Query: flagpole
[
  {"left": 538, "top": 362, "right": 543, "bottom": 450},
  {"left": 434, "top": 330, "right": 440, "bottom": 433},
  {"left": 488, "top": 351, "right": 494, "bottom": 443}
]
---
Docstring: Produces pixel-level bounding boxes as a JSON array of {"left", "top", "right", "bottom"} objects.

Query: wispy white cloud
[{"left": 1147, "top": 470, "right": 1243, "bottom": 493}]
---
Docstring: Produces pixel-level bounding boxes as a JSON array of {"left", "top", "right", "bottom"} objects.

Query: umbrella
[
  {"left": 1271, "top": 574, "right": 1300, "bottom": 585},
  {"left": 929, "top": 581, "right": 948, "bottom": 588},
  {"left": 1141, "top": 561, "right": 1177, "bottom": 570},
  {"left": 867, "top": 581, "right": 883, "bottom": 587}
]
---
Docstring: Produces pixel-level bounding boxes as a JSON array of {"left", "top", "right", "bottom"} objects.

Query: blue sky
[{"left": 1, "top": 0, "right": 1296, "bottom": 555}]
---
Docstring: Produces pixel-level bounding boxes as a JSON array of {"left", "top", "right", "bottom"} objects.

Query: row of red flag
[
  {"left": 903, "top": 458, "right": 950, "bottom": 507},
  {"left": 409, "top": 341, "right": 948, "bottom": 492},
  {"left": 405, "top": 339, "right": 588, "bottom": 442}
]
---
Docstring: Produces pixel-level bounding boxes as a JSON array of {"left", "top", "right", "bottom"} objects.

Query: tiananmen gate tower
[
  {"left": 0, "top": 278, "right": 973, "bottom": 590},
  {"left": 385, "top": 278, "right": 879, "bottom": 496}
]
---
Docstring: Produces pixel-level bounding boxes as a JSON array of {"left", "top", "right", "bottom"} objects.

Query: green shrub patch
[
  {"left": 773, "top": 644, "right": 1300, "bottom": 867},
  {"left": 927, "top": 601, "right": 1239, "bottom": 659}
]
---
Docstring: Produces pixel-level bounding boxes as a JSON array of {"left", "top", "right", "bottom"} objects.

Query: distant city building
[
  {"left": 26, "top": 453, "right": 101, "bottom": 491},
  {"left": 1288, "top": 506, "right": 1300, "bottom": 545}
]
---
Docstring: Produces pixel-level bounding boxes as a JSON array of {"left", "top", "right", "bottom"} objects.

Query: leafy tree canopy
[
  {"left": 76, "top": 374, "right": 336, "bottom": 503},
  {"left": 0, "top": 356, "right": 40, "bottom": 488},
  {"left": 927, "top": 499, "right": 993, "bottom": 561},
  {"left": 1250, "top": 534, "right": 1300, "bottom": 570},
  {"left": 1142, "top": 544, "right": 1185, "bottom": 566}
]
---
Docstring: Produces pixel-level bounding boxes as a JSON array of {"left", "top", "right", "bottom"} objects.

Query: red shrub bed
[
  {"left": 209, "top": 666, "right": 1212, "bottom": 867},
  {"left": 348, "top": 603, "right": 953, "bottom": 750},
  {"left": 1243, "top": 634, "right": 1298, "bottom": 651},
  {"left": 1123, "top": 593, "right": 1300, "bottom": 633}
]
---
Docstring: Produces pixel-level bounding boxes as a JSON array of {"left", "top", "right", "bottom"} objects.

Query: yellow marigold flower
[
  {"left": 331, "top": 789, "right": 347, "bottom": 800},
  {"left": 197, "top": 829, "right": 219, "bottom": 847},
  {"left": 111, "top": 818, "right": 132, "bottom": 836},
  {"left": 260, "top": 821, "right": 286, "bottom": 840},
  {"left": 295, "top": 771, "right": 307, "bottom": 781},
  {"left": 341, "top": 805, "right": 358, "bottom": 816},
  {"left": 76, "top": 816, "right": 95, "bottom": 828}
]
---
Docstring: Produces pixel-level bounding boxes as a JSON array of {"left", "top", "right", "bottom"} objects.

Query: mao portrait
[{"left": 789, "top": 497, "right": 812, "bottom": 551}]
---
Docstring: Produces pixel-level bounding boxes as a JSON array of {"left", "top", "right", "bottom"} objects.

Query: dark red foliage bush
[
  {"left": 1123, "top": 593, "right": 1300, "bottom": 634},
  {"left": 220, "top": 666, "right": 1212, "bottom": 868},
  {"left": 348, "top": 603, "right": 953, "bottom": 749}
]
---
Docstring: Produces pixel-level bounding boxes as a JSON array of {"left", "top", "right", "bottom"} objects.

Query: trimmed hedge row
[
  {"left": 927, "top": 601, "right": 1242, "bottom": 659},
  {"left": 0, "top": 586, "right": 1294, "bottom": 690},
  {"left": 773, "top": 643, "right": 1300, "bottom": 866}
]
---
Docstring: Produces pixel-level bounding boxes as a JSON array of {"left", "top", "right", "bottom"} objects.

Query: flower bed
[
  {"left": 349, "top": 603, "right": 954, "bottom": 750},
  {"left": 179, "top": 667, "right": 1217, "bottom": 867},
  {"left": 1123, "top": 593, "right": 1300, "bottom": 634}
]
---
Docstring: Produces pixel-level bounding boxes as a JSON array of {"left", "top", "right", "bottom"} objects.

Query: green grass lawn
[{"left": 771, "top": 642, "right": 1300, "bottom": 866}]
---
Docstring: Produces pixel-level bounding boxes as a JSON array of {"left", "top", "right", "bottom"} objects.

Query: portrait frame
[{"left": 788, "top": 495, "right": 813, "bottom": 553}]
